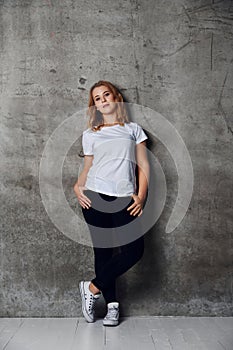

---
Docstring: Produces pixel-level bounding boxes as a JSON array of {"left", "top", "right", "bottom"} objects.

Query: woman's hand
[
  {"left": 75, "top": 186, "right": 92, "bottom": 209},
  {"left": 127, "top": 194, "right": 144, "bottom": 217}
]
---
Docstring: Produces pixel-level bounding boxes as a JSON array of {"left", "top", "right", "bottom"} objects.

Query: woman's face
[{"left": 92, "top": 85, "right": 116, "bottom": 115}]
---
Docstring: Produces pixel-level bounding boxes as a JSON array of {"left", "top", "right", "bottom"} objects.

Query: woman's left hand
[{"left": 127, "top": 194, "right": 144, "bottom": 217}]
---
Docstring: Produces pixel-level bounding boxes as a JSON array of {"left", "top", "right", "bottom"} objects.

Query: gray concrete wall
[{"left": 0, "top": 0, "right": 232, "bottom": 317}]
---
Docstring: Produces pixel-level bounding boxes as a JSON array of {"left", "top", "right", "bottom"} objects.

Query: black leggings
[{"left": 81, "top": 189, "right": 145, "bottom": 304}]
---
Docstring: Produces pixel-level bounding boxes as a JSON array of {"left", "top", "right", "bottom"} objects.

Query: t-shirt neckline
[{"left": 101, "top": 124, "right": 124, "bottom": 129}]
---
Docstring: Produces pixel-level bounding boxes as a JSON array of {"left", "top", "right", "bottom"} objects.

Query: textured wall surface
[{"left": 0, "top": 0, "right": 232, "bottom": 317}]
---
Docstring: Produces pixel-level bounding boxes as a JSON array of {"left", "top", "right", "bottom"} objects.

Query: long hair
[{"left": 86, "top": 80, "right": 130, "bottom": 131}]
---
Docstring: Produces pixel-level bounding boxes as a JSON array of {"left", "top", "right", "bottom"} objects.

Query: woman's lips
[{"left": 103, "top": 104, "right": 109, "bottom": 108}]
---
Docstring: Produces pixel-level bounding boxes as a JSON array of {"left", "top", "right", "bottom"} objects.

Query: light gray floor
[{"left": 0, "top": 317, "right": 232, "bottom": 350}]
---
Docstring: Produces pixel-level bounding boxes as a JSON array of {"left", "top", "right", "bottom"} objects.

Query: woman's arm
[
  {"left": 127, "top": 140, "right": 150, "bottom": 216},
  {"left": 73, "top": 155, "right": 93, "bottom": 209},
  {"left": 136, "top": 140, "right": 150, "bottom": 202}
]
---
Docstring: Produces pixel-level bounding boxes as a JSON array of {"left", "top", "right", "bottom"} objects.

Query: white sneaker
[
  {"left": 79, "top": 281, "right": 101, "bottom": 322},
  {"left": 103, "top": 302, "right": 119, "bottom": 326}
]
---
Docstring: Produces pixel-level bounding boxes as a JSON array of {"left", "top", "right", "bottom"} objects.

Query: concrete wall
[{"left": 0, "top": 0, "right": 232, "bottom": 317}]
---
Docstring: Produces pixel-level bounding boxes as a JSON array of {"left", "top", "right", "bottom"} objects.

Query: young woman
[{"left": 73, "top": 80, "right": 150, "bottom": 326}]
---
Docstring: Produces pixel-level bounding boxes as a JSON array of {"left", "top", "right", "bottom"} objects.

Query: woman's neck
[{"left": 102, "top": 114, "right": 118, "bottom": 124}]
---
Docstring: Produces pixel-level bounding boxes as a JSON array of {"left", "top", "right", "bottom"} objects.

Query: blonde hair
[{"left": 86, "top": 80, "right": 130, "bottom": 131}]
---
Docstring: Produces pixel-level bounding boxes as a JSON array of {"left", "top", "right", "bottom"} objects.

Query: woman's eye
[{"left": 95, "top": 98, "right": 100, "bottom": 101}]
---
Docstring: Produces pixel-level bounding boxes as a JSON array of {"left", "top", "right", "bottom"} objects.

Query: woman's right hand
[{"left": 75, "top": 186, "right": 92, "bottom": 209}]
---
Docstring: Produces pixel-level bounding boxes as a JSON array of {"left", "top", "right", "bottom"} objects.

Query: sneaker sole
[
  {"left": 79, "top": 281, "right": 94, "bottom": 323},
  {"left": 103, "top": 320, "right": 119, "bottom": 326}
]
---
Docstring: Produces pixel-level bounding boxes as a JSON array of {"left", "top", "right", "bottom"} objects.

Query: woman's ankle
[{"left": 89, "top": 282, "right": 100, "bottom": 295}]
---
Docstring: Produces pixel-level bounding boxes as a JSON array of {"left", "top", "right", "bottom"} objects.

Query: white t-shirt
[{"left": 82, "top": 122, "right": 148, "bottom": 197}]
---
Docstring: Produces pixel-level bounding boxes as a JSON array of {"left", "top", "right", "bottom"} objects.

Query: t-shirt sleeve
[
  {"left": 82, "top": 132, "right": 94, "bottom": 155},
  {"left": 134, "top": 123, "right": 148, "bottom": 144}
]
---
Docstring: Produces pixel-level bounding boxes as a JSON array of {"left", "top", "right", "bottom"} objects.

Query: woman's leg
[
  {"left": 84, "top": 191, "right": 145, "bottom": 292},
  {"left": 81, "top": 190, "right": 145, "bottom": 301},
  {"left": 91, "top": 235, "right": 144, "bottom": 292},
  {"left": 91, "top": 246, "right": 117, "bottom": 303},
  {"left": 81, "top": 190, "right": 119, "bottom": 303}
]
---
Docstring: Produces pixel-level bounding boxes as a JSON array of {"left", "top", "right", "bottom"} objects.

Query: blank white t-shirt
[{"left": 82, "top": 122, "right": 148, "bottom": 197}]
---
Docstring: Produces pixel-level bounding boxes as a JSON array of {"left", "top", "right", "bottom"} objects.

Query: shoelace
[
  {"left": 106, "top": 306, "right": 119, "bottom": 319},
  {"left": 85, "top": 292, "right": 96, "bottom": 312}
]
